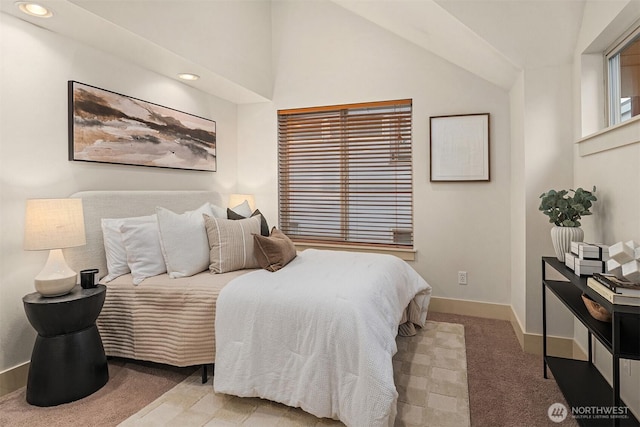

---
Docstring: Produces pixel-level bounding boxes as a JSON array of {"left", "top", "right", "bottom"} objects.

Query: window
[
  {"left": 607, "top": 24, "right": 640, "bottom": 125},
  {"left": 278, "top": 99, "right": 413, "bottom": 250}
]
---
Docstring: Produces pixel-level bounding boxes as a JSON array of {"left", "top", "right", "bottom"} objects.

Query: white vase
[{"left": 550, "top": 226, "right": 584, "bottom": 262}]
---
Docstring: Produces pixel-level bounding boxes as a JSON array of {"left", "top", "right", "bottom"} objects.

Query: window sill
[
  {"left": 577, "top": 115, "right": 640, "bottom": 156},
  {"left": 293, "top": 242, "right": 416, "bottom": 261}
]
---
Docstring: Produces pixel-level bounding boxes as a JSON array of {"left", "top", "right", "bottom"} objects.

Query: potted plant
[{"left": 539, "top": 187, "right": 597, "bottom": 262}]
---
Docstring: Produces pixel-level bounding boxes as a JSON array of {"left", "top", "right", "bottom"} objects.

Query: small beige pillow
[
  {"left": 204, "top": 214, "right": 261, "bottom": 273},
  {"left": 253, "top": 227, "right": 297, "bottom": 272}
]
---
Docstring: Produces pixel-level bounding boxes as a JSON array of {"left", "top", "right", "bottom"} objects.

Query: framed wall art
[
  {"left": 68, "top": 81, "right": 216, "bottom": 172},
  {"left": 429, "top": 113, "right": 490, "bottom": 182}
]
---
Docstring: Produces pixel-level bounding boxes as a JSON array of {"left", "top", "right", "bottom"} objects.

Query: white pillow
[
  {"left": 156, "top": 203, "right": 214, "bottom": 279},
  {"left": 229, "top": 200, "right": 252, "bottom": 218},
  {"left": 101, "top": 215, "right": 154, "bottom": 282},
  {"left": 209, "top": 203, "right": 227, "bottom": 219},
  {"left": 120, "top": 215, "right": 166, "bottom": 285}
]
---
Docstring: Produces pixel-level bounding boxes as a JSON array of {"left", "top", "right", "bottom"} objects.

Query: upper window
[
  {"left": 278, "top": 99, "right": 413, "bottom": 249},
  {"left": 607, "top": 25, "right": 640, "bottom": 126}
]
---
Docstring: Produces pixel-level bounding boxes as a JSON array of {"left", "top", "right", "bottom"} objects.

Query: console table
[
  {"left": 23, "top": 285, "right": 109, "bottom": 406},
  {"left": 542, "top": 257, "right": 640, "bottom": 426}
]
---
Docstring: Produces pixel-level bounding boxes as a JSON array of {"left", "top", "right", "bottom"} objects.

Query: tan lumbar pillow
[{"left": 253, "top": 227, "right": 297, "bottom": 272}]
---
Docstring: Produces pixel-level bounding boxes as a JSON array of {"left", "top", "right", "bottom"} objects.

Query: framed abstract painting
[{"left": 68, "top": 81, "right": 216, "bottom": 172}]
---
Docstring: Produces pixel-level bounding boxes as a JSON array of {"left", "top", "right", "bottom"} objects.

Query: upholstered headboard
[{"left": 64, "top": 190, "right": 223, "bottom": 280}]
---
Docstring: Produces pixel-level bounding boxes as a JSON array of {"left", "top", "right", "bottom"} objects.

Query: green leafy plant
[{"left": 538, "top": 187, "right": 597, "bottom": 227}]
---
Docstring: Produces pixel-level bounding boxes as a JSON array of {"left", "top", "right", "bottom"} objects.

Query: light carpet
[{"left": 119, "top": 321, "right": 469, "bottom": 427}]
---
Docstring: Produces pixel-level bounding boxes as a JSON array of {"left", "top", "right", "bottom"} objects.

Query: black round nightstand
[{"left": 23, "top": 284, "right": 109, "bottom": 406}]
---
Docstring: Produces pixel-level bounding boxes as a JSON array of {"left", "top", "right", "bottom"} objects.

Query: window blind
[{"left": 278, "top": 99, "right": 413, "bottom": 249}]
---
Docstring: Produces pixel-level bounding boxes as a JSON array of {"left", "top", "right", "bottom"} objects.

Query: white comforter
[{"left": 214, "top": 249, "right": 432, "bottom": 427}]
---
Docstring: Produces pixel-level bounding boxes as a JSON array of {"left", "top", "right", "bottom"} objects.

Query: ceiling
[
  {"left": 435, "top": 0, "right": 585, "bottom": 69},
  {"left": 1, "top": 0, "right": 587, "bottom": 102}
]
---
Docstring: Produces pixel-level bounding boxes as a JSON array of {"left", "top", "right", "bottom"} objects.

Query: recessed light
[
  {"left": 178, "top": 73, "right": 200, "bottom": 81},
  {"left": 15, "top": 2, "right": 53, "bottom": 18}
]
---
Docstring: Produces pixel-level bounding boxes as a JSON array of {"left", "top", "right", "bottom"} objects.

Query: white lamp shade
[
  {"left": 24, "top": 198, "right": 86, "bottom": 250},
  {"left": 228, "top": 194, "right": 256, "bottom": 212}
]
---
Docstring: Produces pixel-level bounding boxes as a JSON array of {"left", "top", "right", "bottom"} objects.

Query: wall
[
  {"left": 239, "top": 1, "right": 513, "bottom": 306},
  {"left": 509, "top": 72, "right": 526, "bottom": 328},
  {"left": 523, "top": 65, "right": 578, "bottom": 337},
  {"left": 0, "top": 13, "right": 239, "bottom": 372},
  {"left": 573, "top": 0, "right": 640, "bottom": 418},
  {"left": 507, "top": 62, "right": 578, "bottom": 342}
]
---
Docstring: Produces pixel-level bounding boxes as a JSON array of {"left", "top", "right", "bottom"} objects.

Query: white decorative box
[
  {"left": 607, "top": 259, "right": 623, "bottom": 278},
  {"left": 621, "top": 260, "right": 640, "bottom": 282},
  {"left": 570, "top": 241, "right": 581, "bottom": 256},
  {"left": 565, "top": 252, "right": 576, "bottom": 271},
  {"left": 570, "top": 242, "right": 609, "bottom": 261},
  {"left": 609, "top": 241, "right": 636, "bottom": 264},
  {"left": 574, "top": 258, "right": 605, "bottom": 276}
]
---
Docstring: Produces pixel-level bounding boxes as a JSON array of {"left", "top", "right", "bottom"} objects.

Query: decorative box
[
  {"left": 621, "top": 260, "right": 640, "bottom": 282},
  {"left": 607, "top": 259, "right": 623, "bottom": 278},
  {"left": 570, "top": 242, "right": 609, "bottom": 261},
  {"left": 574, "top": 258, "right": 605, "bottom": 276},
  {"left": 565, "top": 252, "right": 576, "bottom": 270},
  {"left": 609, "top": 241, "right": 636, "bottom": 264},
  {"left": 565, "top": 251, "right": 604, "bottom": 276}
]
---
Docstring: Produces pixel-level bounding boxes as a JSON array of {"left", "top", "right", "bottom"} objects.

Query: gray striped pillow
[{"left": 203, "top": 214, "right": 261, "bottom": 273}]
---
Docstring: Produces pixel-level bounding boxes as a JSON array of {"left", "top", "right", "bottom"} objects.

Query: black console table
[
  {"left": 23, "top": 285, "right": 109, "bottom": 406},
  {"left": 542, "top": 257, "right": 640, "bottom": 426}
]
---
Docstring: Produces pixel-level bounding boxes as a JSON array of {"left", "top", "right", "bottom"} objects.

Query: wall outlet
[{"left": 458, "top": 271, "right": 468, "bottom": 285}]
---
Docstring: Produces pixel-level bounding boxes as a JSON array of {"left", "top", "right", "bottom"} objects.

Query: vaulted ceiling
[{"left": 0, "top": 0, "right": 586, "bottom": 102}]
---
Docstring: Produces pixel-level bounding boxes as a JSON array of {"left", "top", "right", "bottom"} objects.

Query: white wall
[
  {"left": 239, "top": 1, "right": 513, "bottom": 304},
  {"left": 0, "top": 13, "right": 239, "bottom": 372},
  {"left": 509, "top": 72, "right": 527, "bottom": 327},
  {"left": 523, "top": 65, "right": 578, "bottom": 337},
  {"left": 572, "top": 0, "right": 640, "bottom": 418}
]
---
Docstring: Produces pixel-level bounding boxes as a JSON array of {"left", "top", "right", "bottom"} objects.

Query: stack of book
[
  {"left": 565, "top": 242, "right": 608, "bottom": 276},
  {"left": 587, "top": 273, "right": 640, "bottom": 306}
]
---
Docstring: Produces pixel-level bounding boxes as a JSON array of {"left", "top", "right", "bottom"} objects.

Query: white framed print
[{"left": 429, "top": 113, "right": 490, "bottom": 182}]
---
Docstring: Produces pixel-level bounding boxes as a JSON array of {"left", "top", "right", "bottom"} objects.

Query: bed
[
  {"left": 64, "top": 190, "right": 243, "bottom": 367},
  {"left": 63, "top": 190, "right": 432, "bottom": 426},
  {"left": 214, "top": 249, "right": 431, "bottom": 426}
]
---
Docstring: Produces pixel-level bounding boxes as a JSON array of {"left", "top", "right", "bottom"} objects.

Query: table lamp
[
  {"left": 24, "top": 198, "right": 86, "bottom": 297},
  {"left": 228, "top": 193, "right": 256, "bottom": 211}
]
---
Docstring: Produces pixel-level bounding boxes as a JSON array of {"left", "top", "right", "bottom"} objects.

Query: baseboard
[
  {"left": 429, "top": 296, "right": 512, "bottom": 320},
  {"left": 519, "top": 330, "right": 574, "bottom": 357},
  {"left": 573, "top": 340, "right": 588, "bottom": 361},
  {"left": 431, "top": 296, "right": 575, "bottom": 357},
  {"left": 0, "top": 362, "right": 29, "bottom": 398},
  {"left": 507, "top": 306, "right": 574, "bottom": 358}
]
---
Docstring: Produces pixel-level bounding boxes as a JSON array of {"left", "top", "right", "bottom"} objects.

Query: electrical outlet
[{"left": 458, "top": 271, "right": 467, "bottom": 285}]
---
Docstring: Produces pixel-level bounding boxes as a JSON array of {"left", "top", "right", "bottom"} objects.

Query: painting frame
[
  {"left": 429, "top": 113, "right": 490, "bottom": 182},
  {"left": 68, "top": 81, "right": 216, "bottom": 172}
]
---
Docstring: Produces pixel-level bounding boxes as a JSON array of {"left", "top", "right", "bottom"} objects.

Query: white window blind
[{"left": 278, "top": 99, "right": 413, "bottom": 249}]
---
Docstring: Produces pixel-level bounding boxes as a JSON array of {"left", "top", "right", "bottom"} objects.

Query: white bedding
[{"left": 214, "top": 249, "right": 431, "bottom": 427}]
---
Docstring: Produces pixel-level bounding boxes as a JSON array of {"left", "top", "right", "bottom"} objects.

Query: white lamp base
[{"left": 34, "top": 249, "right": 77, "bottom": 297}]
